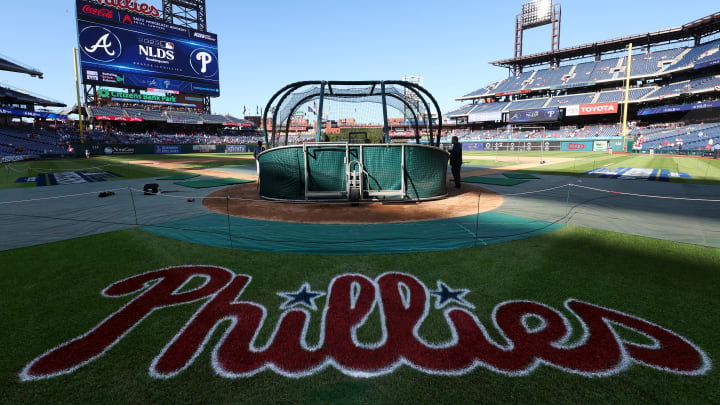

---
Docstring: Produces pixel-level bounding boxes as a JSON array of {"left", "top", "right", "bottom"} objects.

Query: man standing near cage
[
  {"left": 449, "top": 136, "right": 462, "bottom": 189},
  {"left": 254, "top": 141, "right": 264, "bottom": 159}
]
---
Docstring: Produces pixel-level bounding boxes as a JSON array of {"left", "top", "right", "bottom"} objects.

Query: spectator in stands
[
  {"left": 714, "top": 143, "right": 720, "bottom": 159},
  {"left": 449, "top": 136, "right": 462, "bottom": 189}
]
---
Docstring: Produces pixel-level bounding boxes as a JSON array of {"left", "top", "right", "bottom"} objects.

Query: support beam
[
  {"left": 162, "top": 0, "right": 207, "bottom": 31},
  {"left": 73, "top": 48, "right": 85, "bottom": 149},
  {"left": 621, "top": 43, "right": 633, "bottom": 152},
  {"left": 316, "top": 82, "right": 325, "bottom": 143},
  {"left": 381, "top": 82, "right": 389, "bottom": 143}
]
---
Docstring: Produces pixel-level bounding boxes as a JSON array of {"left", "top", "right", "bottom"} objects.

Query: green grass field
[
  {"left": 0, "top": 157, "right": 181, "bottom": 190},
  {"left": 3, "top": 152, "right": 720, "bottom": 190},
  {"left": 104, "top": 152, "right": 255, "bottom": 160},
  {"left": 532, "top": 155, "right": 720, "bottom": 183},
  {"left": 2, "top": 151, "right": 719, "bottom": 403},
  {"left": 0, "top": 154, "right": 255, "bottom": 189},
  {"left": 1, "top": 226, "right": 718, "bottom": 404},
  {"left": 465, "top": 151, "right": 720, "bottom": 183}
]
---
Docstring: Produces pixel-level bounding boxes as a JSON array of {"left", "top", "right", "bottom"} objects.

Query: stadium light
[
  {"left": 514, "top": 0, "right": 561, "bottom": 72},
  {"left": 521, "top": 0, "right": 553, "bottom": 29}
]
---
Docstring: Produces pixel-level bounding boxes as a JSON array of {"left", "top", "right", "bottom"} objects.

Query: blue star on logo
[
  {"left": 429, "top": 281, "right": 474, "bottom": 310},
  {"left": 277, "top": 283, "right": 326, "bottom": 311}
]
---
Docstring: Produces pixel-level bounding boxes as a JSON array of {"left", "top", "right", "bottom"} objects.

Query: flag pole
[
  {"left": 73, "top": 47, "right": 85, "bottom": 150},
  {"left": 621, "top": 43, "right": 633, "bottom": 152}
]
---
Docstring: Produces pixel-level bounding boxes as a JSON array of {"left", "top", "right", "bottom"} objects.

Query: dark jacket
[{"left": 449, "top": 143, "right": 463, "bottom": 167}]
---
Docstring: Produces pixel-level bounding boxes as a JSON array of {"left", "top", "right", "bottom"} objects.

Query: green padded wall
[
  {"left": 306, "top": 146, "right": 349, "bottom": 192},
  {"left": 258, "top": 147, "right": 305, "bottom": 199},
  {"left": 405, "top": 145, "right": 449, "bottom": 199},
  {"left": 259, "top": 144, "right": 448, "bottom": 201},
  {"left": 363, "top": 146, "right": 402, "bottom": 192}
]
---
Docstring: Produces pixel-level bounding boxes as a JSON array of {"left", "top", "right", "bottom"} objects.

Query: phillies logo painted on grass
[{"left": 20, "top": 266, "right": 711, "bottom": 381}]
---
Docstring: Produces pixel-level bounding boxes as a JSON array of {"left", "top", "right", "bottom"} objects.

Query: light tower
[
  {"left": 402, "top": 75, "right": 424, "bottom": 122},
  {"left": 162, "top": 0, "right": 207, "bottom": 31},
  {"left": 514, "top": 0, "right": 562, "bottom": 73}
]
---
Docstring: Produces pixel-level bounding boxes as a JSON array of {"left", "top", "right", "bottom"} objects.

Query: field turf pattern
[
  {"left": 1, "top": 152, "right": 719, "bottom": 403},
  {"left": 0, "top": 154, "right": 255, "bottom": 189},
  {"left": 1, "top": 226, "right": 718, "bottom": 403},
  {"left": 465, "top": 151, "right": 720, "bottom": 184}
]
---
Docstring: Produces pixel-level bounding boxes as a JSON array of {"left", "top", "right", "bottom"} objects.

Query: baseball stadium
[{"left": 1, "top": 0, "right": 720, "bottom": 403}]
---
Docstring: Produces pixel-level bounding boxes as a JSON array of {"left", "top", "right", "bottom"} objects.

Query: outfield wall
[
  {"left": 458, "top": 138, "right": 624, "bottom": 152},
  {"left": 83, "top": 144, "right": 259, "bottom": 156}
]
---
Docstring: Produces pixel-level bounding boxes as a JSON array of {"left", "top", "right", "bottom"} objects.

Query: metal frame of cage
[{"left": 261, "top": 80, "right": 444, "bottom": 148}]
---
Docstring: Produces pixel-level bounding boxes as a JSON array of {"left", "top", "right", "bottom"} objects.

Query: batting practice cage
[{"left": 259, "top": 80, "right": 449, "bottom": 202}]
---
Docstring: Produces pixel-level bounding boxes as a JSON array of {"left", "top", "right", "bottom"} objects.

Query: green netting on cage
[
  {"left": 306, "top": 146, "right": 348, "bottom": 193},
  {"left": 258, "top": 144, "right": 448, "bottom": 201},
  {"left": 262, "top": 81, "right": 443, "bottom": 147},
  {"left": 405, "top": 146, "right": 449, "bottom": 199},
  {"left": 258, "top": 147, "right": 305, "bottom": 200},
  {"left": 363, "top": 146, "right": 402, "bottom": 192}
]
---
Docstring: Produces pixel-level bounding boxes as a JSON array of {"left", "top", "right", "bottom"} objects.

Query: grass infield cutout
[
  {"left": 502, "top": 172, "right": 540, "bottom": 180},
  {"left": 462, "top": 177, "right": 529, "bottom": 186},
  {"left": 157, "top": 174, "right": 201, "bottom": 181},
  {"left": 174, "top": 178, "right": 255, "bottom": 188}
]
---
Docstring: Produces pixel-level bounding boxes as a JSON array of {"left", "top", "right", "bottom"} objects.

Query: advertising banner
[
  {"left": 638, "top": 100, "right": 720, "bottom": 116},
  {"left": 98, "top": 88, "right": 179, "bottom": 104},
  {"left": 593, "top": 141, "right": 609, "bottom": 152},
  {"left": 579, "top": 102, "right": 619, "bottom": 116},
  {"left": 461, "top": 143, "right": 485, "bottom": 151},
  {"left": 565, "top": 105, "right": 580, "bottom": 117},
  {"left": 561, "top": 141, "right": 593, "bottom": 151},
  {"left": 0, "top": 107, "right": 68, "bottom": 120},
  {"left": 468, "top": 111, "right": 503, "bottom": 123},
  {"left": 167, "top": 119, "right": 203, "bottom": 125},
  {"left": 508, "top": 108, "right": 560, "bottom": 123},
  {"left": 76, "top": 0, "right": 220, "bottom": 96},
  {"left": 2, "top": 155, "right": 35, "bottom": 163},
  {"left": 154, "top": 145, "right": 182, "bottom": 154},
  {"left": 95, "top": 115, "right": 143, "bottom": 122},
  {"left": 192, "top": 145, "right": 216, "bottom": 153},
  {"left": 103, "top": 146, "right": 135, "bottom": 155},
  {"left": 694, "top": 59, "right": 720, "bottom": 70},
  {"left": 226, "top": 145, "right": 248, "bottom": 153},
  {"left": 495, "top": 90, "right": 531, "bottom": 97},
  {"left": 484, "top": 141, "right": 562, "bottom": 152}
]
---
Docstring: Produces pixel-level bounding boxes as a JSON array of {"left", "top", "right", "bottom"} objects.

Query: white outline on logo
[{"left": 80, "top": 26, "right": 122, "bottom": 63}]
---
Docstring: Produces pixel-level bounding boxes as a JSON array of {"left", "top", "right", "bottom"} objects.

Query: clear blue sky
[{"left": 1, "top": 0, "right": 717, "bottom": 116}]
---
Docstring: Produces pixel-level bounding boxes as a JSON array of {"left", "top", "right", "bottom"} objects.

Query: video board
[{"left": 76, "top": 0, "right": 220, "bottom": 96}]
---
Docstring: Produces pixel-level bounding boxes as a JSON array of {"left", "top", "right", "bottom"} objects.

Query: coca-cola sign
[
  {"left": 82, "top": 4, "right": 115, "bottom": 20},
  {"left": 94, "top": 0, "right": 160, "bottom": 18},
  {"left": 19, "top": 266, "right": 710, "bottom": 381}
]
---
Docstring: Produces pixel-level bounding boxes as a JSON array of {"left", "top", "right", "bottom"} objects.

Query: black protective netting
[{"left": 266, "top": 82, "right": 436, "bottom": 147}]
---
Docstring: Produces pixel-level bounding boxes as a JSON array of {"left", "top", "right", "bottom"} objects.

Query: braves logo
[
  {"left": 80, "top": 26, "right": 122, "bottom": 62},
  {"left": 20, "top": 266, "right": 711, "bottom": 381}
]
